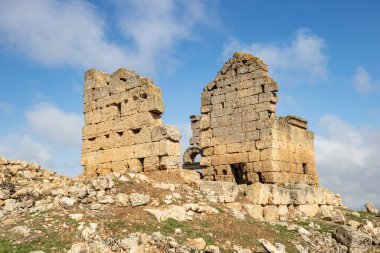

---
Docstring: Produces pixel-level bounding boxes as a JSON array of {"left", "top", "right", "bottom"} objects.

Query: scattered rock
[
  {"left": 186, "top": 238, "right": 206, "bottom": 250},
  {"left": 115, "top": 193, "right": 129, "bottom": 206},
  {"left": 333, "top": 225, "right": 372, "bottom": 253},
  {"left": 145, "top": 205, "right": 187, "bottom": 222},
  {"left": 129, "top": 193, "right": 150, "bottom": 207},
  {"left": 69, "top": 213, "right": 83, "bottom": 221},
  {"left": 199, "top": 181, "right": 238, "bottom": 203},
  {"left": 10, "top": 226, "right": 31, "bottom": 237},
  {"left": 365, "top": 202, "right": 379, "bottom": 214},
  {"left": 60, "top": 197, "right": 77, "bottom": 208},
  {"left": 258, "top": 239, "right": 280, "bottom": 253}
]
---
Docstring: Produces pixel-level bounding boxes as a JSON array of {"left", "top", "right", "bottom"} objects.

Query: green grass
[
  {"left": 346, "top": 210, "right": 379, "bottom": 223},
  {"left": 105, "top": 219, "right": 126, "bottom": 229},
  {"left": 0, "top": 232, "right": 72, "bottom": 253}
]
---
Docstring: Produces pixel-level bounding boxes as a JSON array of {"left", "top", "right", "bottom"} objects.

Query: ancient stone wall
[
  {"left": 188, "top": 52, "right": 318, "bottom": 185},
  {"left": 81, "top": 68, "right": 181, "bottom": 176}
]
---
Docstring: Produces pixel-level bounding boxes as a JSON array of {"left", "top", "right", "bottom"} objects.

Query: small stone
[
  {"left": 10, "top": 226, "right": 31, "bottom": 237},
  {"left": 60, "top": 197, "right": 77, "bottom": 208},
  {"left": 69, "top": 213, "right": 83, "bottom": 221},
  {"left": 97, "top": 195, "right": 114, "bottom": 204},
  {"left": 351, "top": 211, "right": 360, "bottom": 217},
  {"left": 205, "top": 245, "right": 220, "bottom": 253},
  {"left": 115, "top": 193, "right": 129, "bottom": 206}
]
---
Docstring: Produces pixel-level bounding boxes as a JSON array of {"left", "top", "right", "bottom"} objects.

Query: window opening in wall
[
  {"left": 138, "top": 158, "right": 144, "bottom": 168},
  {"left": 222, "top": 169, "right": 227, "bottom": 175},
  {"left": 116, "top": 103, "right": 121, "bottom": 116},
  {"left": 117, "top": 131, "right": 124, "bottom": 137},
  {"left": 230, "top": 163, "right": 249, "bottom": 184},
  {"left": 261, "top": 84, "right": 265, "bottom": 93},
  {"left": 132, "top": 128, "right": 141, "bottom": 134},
  {"left": 105, "top": 134, "right": 110, "bottom": 139},
  {"left": 88, "top": 137, "right": 96, "bottom": 141},
  {"left": 257, "top": 172, "right": 264, "bottom": 183},
  {"left": 149, "top": 111, "right": 161, "bottom": 119},
  {"left": 234, "top": 68, "right": 238, "bottom": 76},
  {"left": 221, "top": 102, "right": 225, "bottom": 109},
  {"left": 302, "top": 163, "right": 308, "bottom": 174},
  {"left": 140, "top": 93, "right": 147, "bottom": 99}
]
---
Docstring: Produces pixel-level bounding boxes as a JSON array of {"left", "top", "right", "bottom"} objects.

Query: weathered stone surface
[
  {"left": 365, "top": 202, "right": 379, "bottom": 214},
  {"left": 186, "top": 238, "right": 206, "bottom": 250},
  {"left": 198, "top": 181, "right": 238, "bottom": 203},
  {"left": 145, "top": 205, "right": 187, "bottom": 222},
  {"left": 333, "top": 225, "right": 372, "bottom": 253},
  {"left": 81, "top": 68, "right": 181, "bottom": 176},
  {"left": 258, "top": 239, "right": 280, "bottom": 253},
  {"left": 184, "top": 52, "right": 318, "bottom": 186},
  {"left": 129, "top": 193, "right": 150, "bottom": 207}
]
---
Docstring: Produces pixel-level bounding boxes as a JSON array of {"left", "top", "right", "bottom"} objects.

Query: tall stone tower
[{"left": 81, "top": 68, "right": 181, "bottom": 176}]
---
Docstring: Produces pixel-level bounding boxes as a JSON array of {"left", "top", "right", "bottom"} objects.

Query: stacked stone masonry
[
  {"left": 81, "top": 68, "right": 181, "bottom": 176},
  {"left": 186, "top": 52, "right": 318, "bottom": 185}
]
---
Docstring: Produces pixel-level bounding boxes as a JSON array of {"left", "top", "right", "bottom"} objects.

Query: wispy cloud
[
  {"left": 26, "top": 102, "right": 83, "bottom": 148},
  {"left": 353, "top": 66, "right": 379, "bottom": 94},
  {"left": 0, "top": 0, "right": 212, "bottom": 74},
  {"left": 223, "top": 29, "right": 328, "bottom": 85},
  {"left": 0, "top": 134, "right": 53, "bottom": 167},
  {"left": 315, "top": 114, "right": 380, "bottom": 209},
  {"left": 0, "top": 102, "right": 83, "bottom": 175},
  {"left": 0, "top": 102, "right": 14, "bottom": 115}
]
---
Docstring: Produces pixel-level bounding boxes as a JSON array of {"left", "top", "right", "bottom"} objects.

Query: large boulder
[
  {"left": 333, "top": 225, "right": 372, "bottom": 253},
  {"left": 365, "top": 202, "right": 379, "bottom": 214}
]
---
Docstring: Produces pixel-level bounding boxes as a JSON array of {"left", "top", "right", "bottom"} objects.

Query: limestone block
[
  {"left": 246, "top": 183, "right": 272, "bottom": 205},
  {"left": 84, "top": 69, "right": 110, "bottom": 91},
  {"left": 111, "top": 160, "right": 128, "bottom": 172},
  {"left": 270, "top": 185, "right": 291, "bottom": 205},
  {"left": 295, "top": 204, "right": 319, "bottom": 217},
  {"left": 278, "top": 205, "right": 289, "bottom": 221},
  {"left": 198, "top": 181, "right": 238, "bottom": 203},
  {"left": 160, "top": 156, "right": 180, "bottom": 170},
  {"left": 97, "top": 163, "right": 112, "bottom": 175},
  {"left": 242, "top": 204, "right": 263, "bottom": 220},
  {"left": 110, "top": 68, "right": 140, "bottom": 90},
  {"left": 200, "top": 115, "right": 211, "bottom": 130},
  {"left": 158, "top": 141, "right": 180, "bottom": 157},
  {"left": 200, "top": 157, "right": 211, "bottom": 167},
  {"left": 134, "top": 143, "right": 159, "bottom": 158},
  {"left": 151, "top": 126, "right": 181, "bottom": 142},
  {"left": 127, "top": 159, "right": 144, "bottom": 172},
  {"left": 134, "top": 127, "right": 153, "bottom": 144},
  {"left": 263, "top": 205, "right": 278, "bottom": 222}
]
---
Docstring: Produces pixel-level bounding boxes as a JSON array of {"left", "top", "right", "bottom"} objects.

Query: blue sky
[{"left": 0, "top": 0, "right": 379, "bottom": 209}]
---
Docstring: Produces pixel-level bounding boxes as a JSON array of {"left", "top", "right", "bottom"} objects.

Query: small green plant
[{"left": 106, "top": 220, "right": 126, "bottom": 229}]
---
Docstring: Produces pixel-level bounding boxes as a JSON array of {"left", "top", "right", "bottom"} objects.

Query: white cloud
[
  {"left": 223, "top": 29, "right": 328, "bottom": 84},
  {"left": 315, "top": 114, "right": 380, "bottom": 209},
  {"left": 0, "top": 0, "right": 210, "bottom": 74},
  {"left": 354, "top": 66, "right": 379, "bottom": 94},
  {"left": 26, "top": 102, "right": 83, "bottom": 148},
  {"left": 0, "top": 134, "right": 52, "bottom": 168},
  {"left": 118, "top": 0, "right": 209, "bottom": 73}
]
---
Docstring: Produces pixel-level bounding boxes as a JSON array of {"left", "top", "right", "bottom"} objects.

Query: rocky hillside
[{"left": 0, "top": 157, "right": 379, "bottom": 253}]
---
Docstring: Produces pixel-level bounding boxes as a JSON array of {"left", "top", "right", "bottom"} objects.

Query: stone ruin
[
  {"left": 184, "top": 52, "right": 318, "bottom": 186},
  {"left": 81, "top": 68, "right": 181, "bottom": 176}
]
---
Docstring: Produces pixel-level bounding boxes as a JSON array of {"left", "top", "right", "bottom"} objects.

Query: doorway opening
[{"left": 230, "top": 163, "right": 250, "bottom": 184}]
